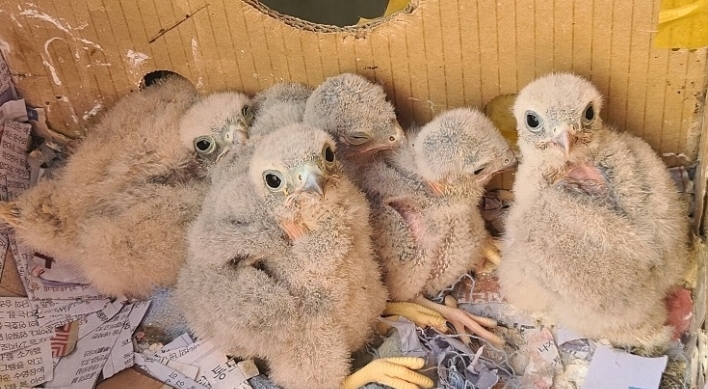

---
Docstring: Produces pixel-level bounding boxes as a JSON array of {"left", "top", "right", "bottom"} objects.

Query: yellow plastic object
[
  {"left": 484, "top": 94, "right": 518, "bottom": 149},
  {"left": 655, "top": 0, "right": 708, "bottom": 49},
  {"left": 357, "top": 0, "right": 411, "bottom": 26}
]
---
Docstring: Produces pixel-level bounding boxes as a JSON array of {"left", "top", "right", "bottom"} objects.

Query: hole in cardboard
[
  {"left": 242, "top": 0, "right": 417, "bottom": 30},
  {"left": 140, "top": 70, "right": 191, "bottom": 90}
]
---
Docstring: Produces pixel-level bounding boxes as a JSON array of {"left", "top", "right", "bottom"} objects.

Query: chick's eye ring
[
  {"left": 525, "top": 111, "right": 543, "bottom": 133},
  {"left": 194, "top": 135, "right": 217, "bottom": 154},
  {"left": 583, "top": 104, "right": 595, "bottom": 122},
  {"left": 241, "top": 105, "right": 252, "bottom": 117},
  {"left": 263, "top": 170, "right": 285, "bottom": 191},
  {"left": 324, "top": 146, "right": 335, "bottom": 163}
]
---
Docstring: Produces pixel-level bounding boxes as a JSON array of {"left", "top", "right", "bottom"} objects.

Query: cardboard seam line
[{"left": 239, "top": 0, "right": 419, "bottom": 34}]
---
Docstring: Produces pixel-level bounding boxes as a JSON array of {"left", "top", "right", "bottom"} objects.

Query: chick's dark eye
[
  {"left": 265, "top": 174, "right": 281, "bottom": 189},
  {"left": 196, "top": 139, "right": 211, "bottom": 151},
  {"left": 474, "top": 167, "right": 485, "bottom": 175},
  {"left": 324, "top": 146, "right": 335, "bottom": 163},
  {"left": 526, "top": 114, "right": 540, "bottom": 128},
  {"left": 194, "top": 136, "right": 215, "bottom": 154},
  {"left": 584, "top": 104, "right": 595, "bottom": 121}
]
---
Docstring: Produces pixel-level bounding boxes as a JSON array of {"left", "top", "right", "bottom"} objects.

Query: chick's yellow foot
[
  {"left": 482, "top": 238, "right": 502, "bottom": 265},
  {"left": 415, "top": 295, "right": 504, "bottom": 347},
  {"left": 341, "top": 357, "right": 433, "bottom": 389},
  {"left": 476, "top": 238, "right": 502, "bottom": 274},
  {"left": 382, "top": 302, "right": 448, "bottom": 333}
]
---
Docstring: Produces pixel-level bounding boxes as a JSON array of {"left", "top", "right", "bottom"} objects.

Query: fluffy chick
[
  {"left": 0, "top": 77, "right": 252, "bottom": 298},
  {"left": 176, "top": 123, "right": 398, "bottom": 389},
  {"left": 133, "top": 91, "right": 254, "bottom": 328},
  {"left": 497, "top": 73, "right": 689, "bottom": 352},
  {"left": 77, "top": 89, "right": 253, "bottom": 298},
  {"left": 249, "top": 82, "right": 313, "bottom": 138},
  {"left": 362, "top": 108, "right": 516, "bottom": 345},
  {"left": 303, "top": 73, "right": 405, "bottom": 186}
]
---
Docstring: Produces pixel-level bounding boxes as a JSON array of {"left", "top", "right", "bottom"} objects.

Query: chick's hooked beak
[
  {"left": 552, "top": 125, "right": 578, "bottom": 160},
  {"left": 294, "top": 162, "right": 326, "bottom": 196},
  {"left": 391, "top": 121, "right": 406, "bottom": 147},
  {"left": 214, "top": 125, "right": 237, "bottom": 163},
  {"left": 502, "top": 149, "right": 518, "bottom": 170},
  {"left": 356, "top": 122, "right": 406, "bottom": 155}
]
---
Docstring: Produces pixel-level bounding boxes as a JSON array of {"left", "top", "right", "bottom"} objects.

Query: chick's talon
[
  {"left": 482, "top": 238, "right": 502, "bottom": 265},
  {"left": 477, "top": 239, "right": 503, "bottom": 274},
  {"left": 415, "top": 295, "right": 504, "bottom": 347},
  {"left": 382, "top": 302, "right": 448, "bottom": 333},
  {"left": 341, "top": 357, "right": 433, "bottom": 389}
]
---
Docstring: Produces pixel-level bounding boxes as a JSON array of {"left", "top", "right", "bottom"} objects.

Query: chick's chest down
[
  {"left": 176, "top": 123, "right": 391, "bottom": 389},
  {"left": 363, "top": 108, "right": 515, "bottom": 347},
  {"left": 498, "top": 73, "right": 689, "bottom": 352}
]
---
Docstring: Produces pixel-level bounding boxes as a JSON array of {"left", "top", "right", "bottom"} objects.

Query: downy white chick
[
  {"left": 136, "top": 91, "right": 255, "bottom": 332},
  {"left": 497, "top": 73, "right": 689, "bottom": 353},
  {"left": 176, "top": 123, "right": 432, "bottom": 389},
  {"left": 362, "top": 108, "right": 516, "bottom": 346},
  {"left": 303, "top": 73, "right": 405, "bottom": 186},
  {"left": 77, "top": 90, "right": 254, "bottom": 298},
  {"left": 250, "top": 82, "right": 313, "bottom": 138},
  {"left": 0, "top": 77, "right": 253, "bottom": 298}
]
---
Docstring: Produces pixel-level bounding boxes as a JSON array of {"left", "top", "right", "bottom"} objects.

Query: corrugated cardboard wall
[{"left": 0, "top": 0, "right": 706, "bottom": 165}]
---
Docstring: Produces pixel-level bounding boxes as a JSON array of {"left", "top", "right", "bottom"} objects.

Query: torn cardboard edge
[{"left": 241, "top": 0, "right": 419, "bottom": 33}]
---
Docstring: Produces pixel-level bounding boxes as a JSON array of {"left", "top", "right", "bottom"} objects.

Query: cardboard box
[
  {"left": 0, "top": 0, "right": 704, "bottom": 154},
  {"left": 0, "top": 0, "right": 706, "bottom": 387}
]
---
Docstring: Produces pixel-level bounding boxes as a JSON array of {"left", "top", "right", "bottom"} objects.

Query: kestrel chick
[
  {"left": 176, "top": 123, "right": 432, "bottom": 389},
  {"left": 498, "top": 73, "right": 689, "bottom": 353}
]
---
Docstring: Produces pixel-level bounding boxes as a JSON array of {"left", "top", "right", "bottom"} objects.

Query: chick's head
[
  {"left": 414, "top": 108, "right": 517, "bottom": 196},
  {"left": 179, "top": 92, "right": 255, "bottom": 168},
  {"left": 513, "top": 73, "right": 603, "bottom": 162},
  {"left": 248, "top": 123, "right": 343, "bottom": 234},
  {"left": 305, "top": 73, "right": 405, "bottom": 158}
]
